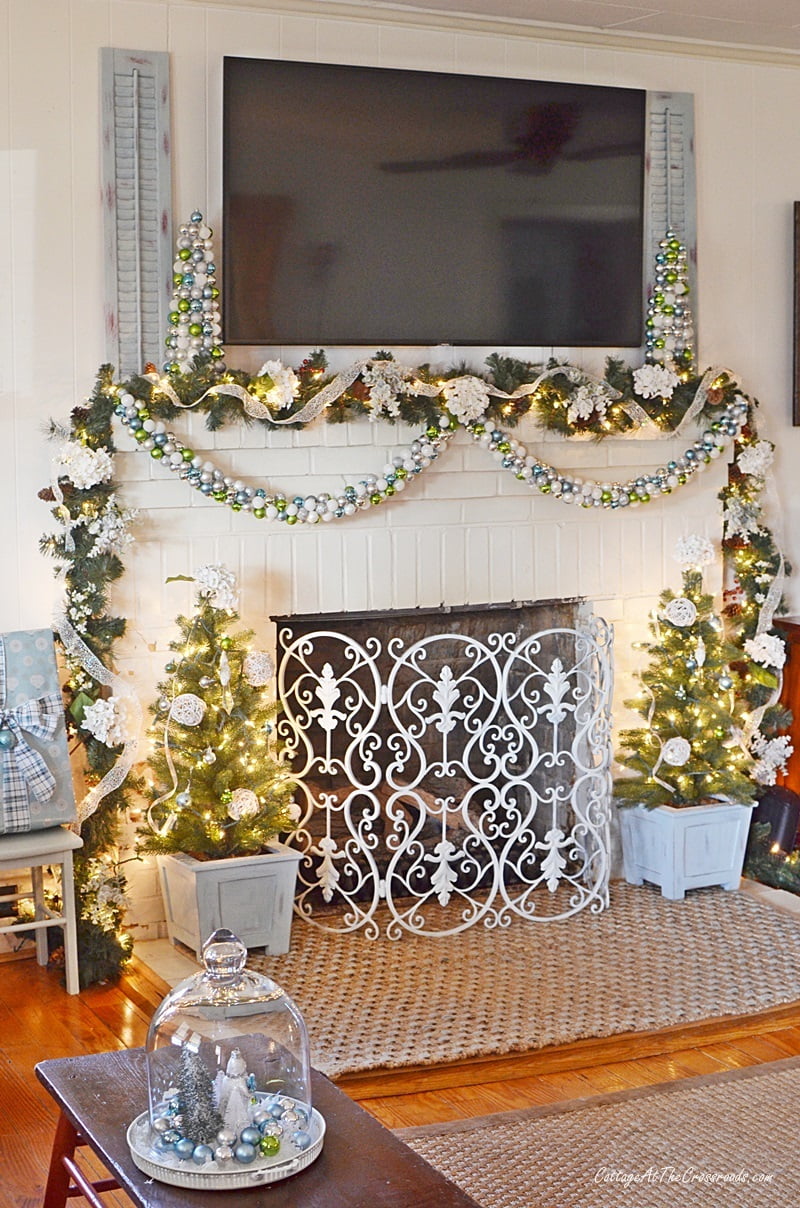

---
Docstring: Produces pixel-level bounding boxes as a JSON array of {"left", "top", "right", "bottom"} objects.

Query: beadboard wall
[{"left": 4, "top": 1, "right": 800, "bottom": 936}]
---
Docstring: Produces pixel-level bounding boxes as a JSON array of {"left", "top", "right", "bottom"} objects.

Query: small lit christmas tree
[
  {"left": 138, "top": 566, "right": 294, "bottom": 859},
  {"left": 615, "top": 535, "right": 756, "bottom": 809}
]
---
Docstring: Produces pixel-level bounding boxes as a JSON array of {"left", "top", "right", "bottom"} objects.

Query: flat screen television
[{"left": 222, "top": 57, "right": 646, "bottom": 350}]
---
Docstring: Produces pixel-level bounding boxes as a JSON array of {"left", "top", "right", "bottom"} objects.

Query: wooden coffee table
[{"left": 36, "top": 1048, "right": 481, "bottom": 1208}]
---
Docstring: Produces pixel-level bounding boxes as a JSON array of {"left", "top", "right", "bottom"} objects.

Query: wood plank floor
[{"left": 4, "top": 950, "right": 800, "bottom": 1207}]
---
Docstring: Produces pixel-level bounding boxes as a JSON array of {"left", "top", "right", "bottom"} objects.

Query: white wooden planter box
[
  {"left": 618, "top": 801, "right": 753, "bottom": 900},
  {"left": 157, "top": 843, "right": 302, "bottom": 959}
]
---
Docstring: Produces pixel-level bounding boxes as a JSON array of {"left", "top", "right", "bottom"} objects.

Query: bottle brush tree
[{"left": 138, "top": 566, "right": 294, "bottom": 859}]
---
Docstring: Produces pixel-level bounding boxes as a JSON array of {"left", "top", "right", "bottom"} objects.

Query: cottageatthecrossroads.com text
[{"left": 594, "top": 1166, "right": 775, "bottom": 1188}]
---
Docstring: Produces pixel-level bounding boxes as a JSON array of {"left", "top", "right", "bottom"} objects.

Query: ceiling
[{"left": 342, "top": 0, "right": 800, "bottom": 55}]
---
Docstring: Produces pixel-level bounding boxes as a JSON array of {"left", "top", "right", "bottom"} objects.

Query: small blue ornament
[
  {"left": 234, "top": 1142, "right": 257, "bottom": 1164},
  {"left": 0, "top": 728, "right": 17, "bottom": 750},
  {"left": 175, "top": 1138, "right": 195, "bottom": 1159},
  {"left": 239, "top": 1127, "right": 261, "bottom": 1146},
  {"left": 192, "top": 1144, "right": 214, "bottom": 1165},
  {"left": 291, "top": 1130, "right": 312, "bottom": 1151}
]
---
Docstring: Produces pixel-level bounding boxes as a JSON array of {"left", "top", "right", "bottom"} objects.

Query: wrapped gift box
[{"left": 0, "top": 629, "right": 76, "bottom": 834}]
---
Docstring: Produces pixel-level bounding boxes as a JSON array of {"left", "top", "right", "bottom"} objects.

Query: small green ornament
[
  {"left": 178, "top": 247, "right": 192, "bottom": 261},
  {"left": 370, "top": 493, "right": 382, "bottom": 505},
  {"left": 151, "top": 447, "right": 164, "bottom": 459},
  {"left": 219, "top": 637, "right": 232, "bottom": 650},
  {"left": 259, "top": 1135, "right": 280, "bottom": 1157},
  {"left": 220, "top": 790, "right": 233, "bottom": 804}
]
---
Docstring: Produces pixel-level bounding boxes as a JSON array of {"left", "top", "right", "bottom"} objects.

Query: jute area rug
[
  {"left": 248, "top": 882, "right": 800, "bottom": 1079},
  {"left": 397, "top": 1056, "right": 800, "bottom": 1208}
]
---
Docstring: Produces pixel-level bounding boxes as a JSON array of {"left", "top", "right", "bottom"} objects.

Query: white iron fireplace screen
[{"left": 277, "top": 618, "right": 613, "bottom": 936}]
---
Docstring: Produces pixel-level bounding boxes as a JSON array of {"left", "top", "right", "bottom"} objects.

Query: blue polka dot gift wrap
[{"left": 0, "top": 629, "right": 76, "bottom": 834}]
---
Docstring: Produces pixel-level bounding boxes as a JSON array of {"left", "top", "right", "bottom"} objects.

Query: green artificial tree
[
  {"left": 616, "top": 536, "right": 756, "bottom": 809},
  {"left": 138, "top": 566, "right": 294, "bottom": 859}
]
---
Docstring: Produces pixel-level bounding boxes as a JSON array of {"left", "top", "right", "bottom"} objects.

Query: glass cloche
[{"left": 127, "top": 928, "right": 325, "bottom": 1190}]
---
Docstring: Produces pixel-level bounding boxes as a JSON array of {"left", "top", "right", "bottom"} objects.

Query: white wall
[{"left": 3, "top": 0, "right": 800, "bottom": 933}]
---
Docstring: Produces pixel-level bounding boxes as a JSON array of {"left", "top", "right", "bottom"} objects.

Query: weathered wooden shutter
[
  {"left": 643, "top": 92, "right": 697, "bottom": 352},
  {"left": 101, "top": 49, "right": 172, "bottom": 377}
]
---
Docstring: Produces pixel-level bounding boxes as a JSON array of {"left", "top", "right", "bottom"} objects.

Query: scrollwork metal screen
[{"left": 277, "top": 617, "right": 613, "bottom": 937}]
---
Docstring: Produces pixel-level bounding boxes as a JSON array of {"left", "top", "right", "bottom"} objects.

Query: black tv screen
[{"left": 222, "top": 57, "right": 646, "bottom": 349}]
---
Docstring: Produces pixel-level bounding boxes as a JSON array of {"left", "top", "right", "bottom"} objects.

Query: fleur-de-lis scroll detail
[
  {"left": 431, "top": 665, "right": 464, "bottom": 735},
  {"left": 542, "top": 659, "right": 574, "bottom": 725},
  {"left": 537, "top": 827, "right": 568, "bottom": 892},
  {"left": 310, "top": 663, "right": 347, "bottom": 732}
]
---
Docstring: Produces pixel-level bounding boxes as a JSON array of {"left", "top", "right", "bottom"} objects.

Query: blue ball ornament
[
  {"left": 192, "top": 1144, "right": 214, "bottom": 1165},
  {"left": 175, "top": 1138, "right": 195, "bottom": 1159},
  {"left": 291, "top": 1130, "right": 312, "bottom": 1151},
  {"left": 233, "top": 1142, "right": 257, "bottom": 1164},
  {"left": 239, "top": 1127, "right": 261, "bottom": 1146},
  {"left": 0, "top": 728, "right": 17, "bottom": 750}
]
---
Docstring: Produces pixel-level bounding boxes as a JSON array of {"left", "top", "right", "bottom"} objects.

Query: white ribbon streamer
[{"left": 54, "top": 609, "right": 141, "bottom": 825}]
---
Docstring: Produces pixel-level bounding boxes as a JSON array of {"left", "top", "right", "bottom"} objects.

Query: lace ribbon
[{"left": 54, "top": 610, "right": 141, "bottom": 825}]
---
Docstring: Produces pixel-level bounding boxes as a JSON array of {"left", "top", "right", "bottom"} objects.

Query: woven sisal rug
[
  {"left": 248, "top": 883, "right": 800, "bottom": 1079},
  {"left": 398, "top": 1057, "right": 800, "bottom": 1208}
]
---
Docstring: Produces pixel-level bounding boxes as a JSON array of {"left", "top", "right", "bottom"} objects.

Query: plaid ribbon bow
[{"left": 0, "top": 637, "right": 63, "bottom": 833}]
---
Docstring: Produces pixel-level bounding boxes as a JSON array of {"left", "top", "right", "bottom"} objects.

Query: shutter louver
[
  {"left": 643, "top": 92, "right": 697, "bottom": 353},
  {"left": 101, "top": 49, "right": 172, "bottom": 378}
]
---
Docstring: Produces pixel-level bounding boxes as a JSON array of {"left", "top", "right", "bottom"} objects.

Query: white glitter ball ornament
[
  {"left": 228, "top": 788, "right": 260, "bottom": 820},
  {"left": 662, "top": 736, "right": 691, "bottom": 767},
  {"left": 243, "top": 650, "right": 274, "bottom": 687},
  {"left": 663, "top": 597, "right": 697, "bottom": 628},
  {"left": 169, "top": 693, "right": 207, "bottom": 727}
]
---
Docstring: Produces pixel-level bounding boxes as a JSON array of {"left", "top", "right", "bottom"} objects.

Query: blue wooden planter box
[{"left": 619, "top": 801, "right": 753, "bottom": 900}]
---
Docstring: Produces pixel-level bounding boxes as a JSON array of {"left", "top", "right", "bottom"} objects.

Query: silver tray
[{"left": 127, "top": 1102, "right": 325, "bottom": 1191}]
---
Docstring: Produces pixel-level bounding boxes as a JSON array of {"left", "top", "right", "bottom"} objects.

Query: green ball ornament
[
  {"left": 219, "top": 637, "right": 232, "bottom": 650},
  {"left": 370, "top": 493, "right": 382, "bottom": 505},
  {"left": 169, "top": 311, "right": 180, "bottom": 324},
  {"left": 211, "top": 346, "right": 224, "bottom": 359},
  {"left": 189, "top": 323, "right": 203, "bottom": 337},
  {"left": 259, "top": 1135, "right": 280, "bottom": 1157},
  {"left": 181, "top": 448, "right": 194, "bottom": 461},
  {"left": 178, "top": 247, "right": 192, "bottom": 261},
  {"left": 220, "top": 790, "right": 233, "bottom": 804},
  {"left": 151, "top": 447, "right": 164, "bottom": 459}
]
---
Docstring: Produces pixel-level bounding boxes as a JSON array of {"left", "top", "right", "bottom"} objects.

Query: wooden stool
[{"left": 0, "top": 825, "right": 83, "bottom": 994}]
